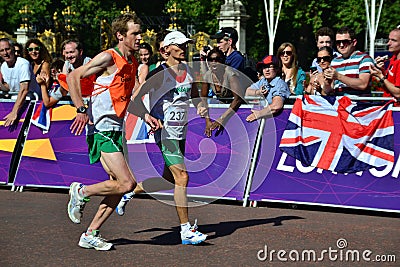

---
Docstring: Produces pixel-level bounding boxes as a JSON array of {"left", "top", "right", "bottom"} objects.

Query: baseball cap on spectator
[
  {"left": 256, "top": 55, "right": 279, "bottom": 70},
  {"left": 211, "top": 27, "right": 238, "bottom": 44},
  {"left": 163, "top": 31, "right": 193, "bottom": 46}
]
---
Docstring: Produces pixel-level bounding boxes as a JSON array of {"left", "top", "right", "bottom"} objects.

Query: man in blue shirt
[{"left": 211, "top": 27, "right": 245, "bottom": 72}]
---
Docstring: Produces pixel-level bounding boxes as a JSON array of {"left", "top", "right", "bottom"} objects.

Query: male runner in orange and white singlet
[{"left": 66, "top": 12, "right": 159, "bottom": 251}]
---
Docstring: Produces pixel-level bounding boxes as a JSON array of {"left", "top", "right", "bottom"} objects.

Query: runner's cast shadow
[{"left": 110, "top": 215, "right": 303, "bottom": 246}]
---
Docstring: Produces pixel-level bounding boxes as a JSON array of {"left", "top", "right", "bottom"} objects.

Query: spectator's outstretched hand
[
  {"left": 144, "top": 113, "right": 160, "bottom": 133},
  {"left": 246, "top": 110, "right": 260, "bottom": 122}
]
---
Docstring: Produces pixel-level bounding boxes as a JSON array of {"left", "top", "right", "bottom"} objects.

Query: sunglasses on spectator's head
[
  {"left": 317, "top": 56, "right": 332, "bottom": 63},
  {"left": 279, "top": 50, "right": 293, "bottom": 56},
  {"left": 335, "top": 39, "right": 353, "bottom": 46},
  {"left": 170, "top": 43, "right": 188, "bottom": 49},
  {"left": 27, "top": 47, "right": 41, "bottom": 52}
]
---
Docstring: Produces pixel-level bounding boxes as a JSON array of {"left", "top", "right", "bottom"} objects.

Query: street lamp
[
  {"left": 19, "top": 5, "right": 32, "bottom": 30},
  {"left": 121, "top": 5, "right": 133, "bottom": 14},
  {"left": 167, "top": 2, "right": 182, "bottom": 31},
  {"left": 62, "top": 6, "right": 76, "bottom": 36}
]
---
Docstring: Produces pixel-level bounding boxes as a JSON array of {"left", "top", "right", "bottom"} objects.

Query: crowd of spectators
[{"left": 0, "top": 25, "right": 399, "bottom": 128}]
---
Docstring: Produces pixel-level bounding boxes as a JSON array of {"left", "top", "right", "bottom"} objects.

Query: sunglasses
[
  {"left": 279, "top": 50, "right": 293, "bottom": 56},
  {"left": 27, "top": 47, "right": 41, "bottom": 52},
  {"left": 317, "top": 56, "right": 331, "bottom": 63},
  {"left": 335, "top": 39, "right": 353, "bottom": 46},
  {"left": 262, "top": 64, "right": 276, "bottom": 69},
  {"left": 170, "top": 43, "right": 188, "bottom": 49},
  {"left": 209, "top": 57, "right": 223, "bottom": 62}
]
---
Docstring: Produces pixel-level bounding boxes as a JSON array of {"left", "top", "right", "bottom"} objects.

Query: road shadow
[{"left": 111, "top": 215, "right": 304, "bottom": 246}]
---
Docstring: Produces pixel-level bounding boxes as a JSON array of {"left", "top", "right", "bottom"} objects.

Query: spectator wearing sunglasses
[
  {"left": 324, "top": 26, "right": 374, "bottom": 96},
  {"left": 310, "top": 27, "right": 340, "bottom": 73},
  {"left": 200, "top": 48, "right": 243, "bottom": 136},
  {"left": 277, "top": 42, "right": 306, "bottom": 95},
  {"left": 0, "top": 38, "right": 40, "bottom": 127},
  {"left": 14, "top": 42, "right": 24, "bottom": 57},
  {"left": 369, "top": 27, "right": 400, "bottom": 100},
  {"left": 24, "top": 39, "right": 52, "bottom": 88},
  {"left": 211, "top": 27, "right": 245, "bottom": 72},
  {"left": 306, "top": 46, "right": 335, "bottom": 95}
]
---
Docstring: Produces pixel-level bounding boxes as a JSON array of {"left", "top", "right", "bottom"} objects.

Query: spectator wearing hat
[
  {"left": 245, "top": 55, "right": 290, "bottom": 122},
  {"left": 211, "top": 27, "right": 245, "bottom": 72}
]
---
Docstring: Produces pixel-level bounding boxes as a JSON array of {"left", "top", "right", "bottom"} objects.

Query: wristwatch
[
  {"left": 76, "top": 106, "right": 87, "bottom": 114},
  {"left": 380, "top": 76, "right": 386, "bottom": 86}
]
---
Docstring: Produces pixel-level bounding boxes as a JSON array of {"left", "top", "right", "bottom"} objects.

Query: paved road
[{"left": 0, "top": 187, "right": 399, "bottom": 266}]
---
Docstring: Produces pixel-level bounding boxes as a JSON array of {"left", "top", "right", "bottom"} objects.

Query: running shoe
[
  {"left": 67, "top": 182, "right": 89, "bottom": 224},
  {"left": 78, "top": 232, "right": 113, "bottom": 251},
  {"left": 115, "top": 191, "right": 134, "bottom": 216},
  {"left": 181, "top": 219, "right": 207, "bottom": 245}
]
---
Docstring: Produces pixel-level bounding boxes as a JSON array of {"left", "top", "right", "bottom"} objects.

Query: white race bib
[{"left": 164, "top": 105, "right": 188, "bottom": 139}]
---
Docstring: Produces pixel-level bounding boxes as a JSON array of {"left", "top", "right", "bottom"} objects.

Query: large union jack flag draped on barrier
[{"left": 279, "top": 95, "right": 395, "bottom": 173}]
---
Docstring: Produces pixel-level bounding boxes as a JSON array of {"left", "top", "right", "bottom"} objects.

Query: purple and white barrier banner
[
  {"left": 249, "top": 108, "right": 400, "bottom": 212},
  {"left": 0, "top": 100, "right": 30, "bottom": 184},
  {"left": 13, "top": 103, "right": 109, "bottom": 187},
  {"left": 126, "top": 105, "right": 260, "bottom": 201},
  {"left": 13, "top": 102, "right": 259, "bottom": 203}
]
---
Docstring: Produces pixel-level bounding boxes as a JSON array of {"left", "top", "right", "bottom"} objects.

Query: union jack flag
[
  {"left": 31, "top": 101, "right": 52, "bottom": 134},
  {"left": 279, "top": 95, "right": 395, "bottom": 173},
  {"left": 124, "top": 94, "right": 155, "bottom": 144}
]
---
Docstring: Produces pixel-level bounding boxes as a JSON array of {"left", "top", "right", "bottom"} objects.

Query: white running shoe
[
  {"left": 67, "top": 182, "right": 89, "bottom": 224},
  {"left": 181, "top": 219, "right": 207, "bottom": 245},
  {"left": 115, "top": 191, "right": 134, "bottom": 216},
  {"left": 78, "top": 232, "right": 113, "bottom": 251}
]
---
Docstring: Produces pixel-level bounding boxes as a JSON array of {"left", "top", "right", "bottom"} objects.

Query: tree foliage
[{"left": 165, "top": 0, "right": 222, "bottom": 34}]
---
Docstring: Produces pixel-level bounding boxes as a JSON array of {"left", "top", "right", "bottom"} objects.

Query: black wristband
[{"left": 380, "top": 76, "right": 386, "bottom": 85}]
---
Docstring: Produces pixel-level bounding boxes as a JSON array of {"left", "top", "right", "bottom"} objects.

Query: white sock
[
  {"left": 86, "top": 229, "right": 99, "bottom": 236},
  {"left": 180, "top": 222, "right": 191, "bottom": 232},
  {"left": 124, "top": 191, "right": 135, "bottom": 199}
]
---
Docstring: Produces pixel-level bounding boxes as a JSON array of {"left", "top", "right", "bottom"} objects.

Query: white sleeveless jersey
[
  {"left": 87, "top": 69, "right": 123, "bottom": 135},
  {"left": 150, "top": 64, "right": 193, "bottom": 140}
]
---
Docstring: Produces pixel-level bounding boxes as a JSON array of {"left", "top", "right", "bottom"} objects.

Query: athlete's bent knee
[{"left": 120, "top": 180, "right": 137, "bottom": 194}]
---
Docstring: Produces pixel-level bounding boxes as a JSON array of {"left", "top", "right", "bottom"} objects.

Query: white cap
[{"left": 163, "top": 31, "right": 193, "bottom": 46}]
